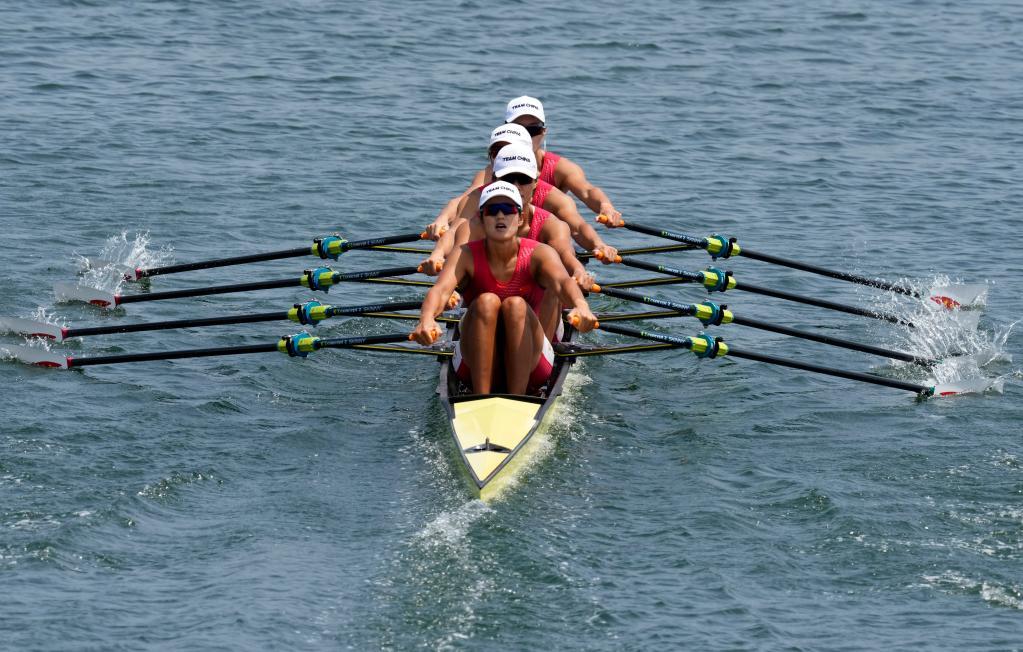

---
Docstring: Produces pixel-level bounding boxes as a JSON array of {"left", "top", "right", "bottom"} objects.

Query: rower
[
  {"left": 422, "top": 140, "right": 616, "bottom": 278},
  {"left": 505, "top": 95, "right": 625, "bottom": 228},
  {"left": 412, "top": 182, "right": 597, "bottom": 396},
  {"left": 424, "top": 123, "right": 533, "bottom": 240},
  {"left": 426, "top": 142, "right": 592, "bottom": 340}
]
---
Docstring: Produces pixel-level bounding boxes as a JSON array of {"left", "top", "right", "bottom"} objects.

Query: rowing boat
[
  {"left": 438, "top": 323, "right": 576, "bottom": 501},
  {"left": 1, "top": 225, "right": 996, "bottom": 501}
]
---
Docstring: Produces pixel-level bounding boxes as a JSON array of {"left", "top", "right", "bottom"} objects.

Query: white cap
[
  {"left": 488, "top": 123, "right": 531, "bottom": 149},
  {"left": 505, "top": 95, "right": 545, "bottom": 123},
  {"left": 492, "top": 143, "right": 537, "bottom": 179},
  {"left": 478, "top": 181, "right": 523, "bottom": 210}
]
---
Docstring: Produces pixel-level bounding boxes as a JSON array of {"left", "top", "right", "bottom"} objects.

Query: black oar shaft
[
  {"left": 140, "top": 247, "right": 310, "bottom": 278},
  {"left": 613, "top": 256, "right": 913, "bottom": 327},
  {"left": 736, "top": 281, "right": 913, "bottom": 326},
  {"left": 67, "top": 331, "right": 414, "bottom": 368},
  {"left": 614, "top": 221, "right": 706, "bottom": 247},
  {"left": 737, "top": 248, "right": 919, "bottom": 297},
  {"left": 68, "top": 312, "right": 288, "bottom": 337},
  {"left": 614, "top": 220, "right": 919, "bottom": 297},
  {"left": 137, "top": 232, "right": 425, "bottom": 278},
  {"left": 318, "top": 333, "right": 412, "bottom": 349},
  {"left": 724, "top": 347, "right": 930, "bottom": 393},
  {"left": 118, "top": 266, "right": 420, "bottom": 304},
  {"left": 64, "top": 299, "right": 426, "bottom": 339},
  {"left": 602, "top": 277, "right": 691, "bottom": 289},
  {"left": 596, "top": 285, "right": 926, "bottom": 364},
  {"left": 595, "top": 322, "right": 931, "bottom": 394},
  {"left": 578, "top": 243, "right": 698, "bottom": 260},
  {"left": 119, "top": 278, "right": 297, "bottom": 303},
  {"left": 730, "top": 315, "right": 926, "bottom": 364},
  {"left": 613, "top": 257, "right": 702, "bottom": 282},
  {"left": 69, "top": 343, "right": 280, "bottom": 367}
]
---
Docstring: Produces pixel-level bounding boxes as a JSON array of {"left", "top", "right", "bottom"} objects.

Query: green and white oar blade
[
  {"left": 0, "top": 316, "right": 65, "bottom": 342},
  {"left": 927, "top": 283, "right": 987, "bottom": 310},
  {"left": 54, "top": 282, "right": 118, "bottom": 309},
  {"left": 0, "top": 343, "right": 70, "bottom": 369}
]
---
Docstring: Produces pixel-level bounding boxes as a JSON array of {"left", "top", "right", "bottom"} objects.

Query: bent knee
[
  {"left": 470, "top": 293, "right": 502, "bottom": 314},
  {"left": 499, "top": 295, "right": 529, "bottom": 316}
]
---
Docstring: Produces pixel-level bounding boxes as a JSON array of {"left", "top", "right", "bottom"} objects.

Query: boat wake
[{"left": 922, "top": 570, "right": 1023, "bottom": 611}]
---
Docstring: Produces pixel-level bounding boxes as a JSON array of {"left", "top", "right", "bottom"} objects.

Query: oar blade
[
  {"left": 0, "top": 316, "right": 65, "bottom": 342},
  {"left": 0, "top": 343, "right": 70, "bottom": 369},
  {"left": 927, "top": 283, "right": 987, "bottom": 310},
  {"left": 930, "top": 376, "right": 1004, "bottom": 398},
  {"left": 941, "top": 308, "right": 981, "bottom": 331},
  {"left": 54, "top": 282, "right": 118, "bottom": 309}
]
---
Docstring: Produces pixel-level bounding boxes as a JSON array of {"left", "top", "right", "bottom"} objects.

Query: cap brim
[
  {"left": 493, "top": 163, "right": 537, "bottom": 180},
  {"left": 479, "top": 190, "right": 523, "bottom": 209}
]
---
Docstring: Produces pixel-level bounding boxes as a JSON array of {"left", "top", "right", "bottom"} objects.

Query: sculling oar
[
  {"left": 589, "top": 284, "right": 938, "bottom": 366},
  {"left": 595, "top": 251, "right": 916, "bottom": 327},
  {"left": 0, "top": 299, "right": 425, "bottom": 343},
  {"left": 586, "top": 321, "right": 994, "bottom": 398},
  {"left": 597, "top": 216, "right": 987, "bottom": 308},
  {"left": 53, "top": 265, "right": 422, "bottom": 309},
  {"left": 1, "top": 329, "right": 444, "bottom": 370},
  {"left": 118, "top": 231, "right": 436, "bottom": 281}
]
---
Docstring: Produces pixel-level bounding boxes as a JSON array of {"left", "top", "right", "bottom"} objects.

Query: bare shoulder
[
  {"left": 540, "top": 214, "right": 572, "bottom": 239},
  {"left": 530, "top": 240, "right": 561, "bottom": 264},
  {"left": 555, "top": 154, "right": 585, "bottom": 178}
]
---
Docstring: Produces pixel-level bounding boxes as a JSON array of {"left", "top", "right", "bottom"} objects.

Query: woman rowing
[
  {"left": 423, "top": 123, "right": 533, "bottom": 240},
  {"left": 505, "top": 95, "right": 624, "bottom": 228},
  {"left": 425, "top": 123, "right": 618, "bottom": 263},
  {"left": 423, "top": 138, "right": 616, "bottom": 269},
  {"left": 413, "top": 181, "right": 597, "bottom": 396},
  {"left": 421, "top": 142, "right": 592, "bottom": 340}
]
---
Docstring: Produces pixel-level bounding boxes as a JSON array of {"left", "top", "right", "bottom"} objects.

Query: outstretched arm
[
  {"left": 530, "top": 243, "right": 597, "bottom": 333},
  {"left": 540, "top": 218, "right": 594, "bottom": 291},
  {"left": 559, "top": 157, "right": 623, "bottom": 226},
  {"left": 546, "top": 187, "right": 618, "bottom": 263},
  {"left": 423, "top": 169, "right": 488, "bottom": 239},
  {"left": 413, "top": 245, "right": 470, "bottom": 344}
]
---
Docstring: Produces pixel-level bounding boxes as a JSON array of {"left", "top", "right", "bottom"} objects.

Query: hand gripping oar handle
[
  {"left": 597, "top": 217, "right": 921, "bottom": 298},
  {"left": 594, "top": 321, "right": 935, "bottom": 397},
  {"left": 594, "top": 252, "right": 915, "bottom": 327},
  {"left": 129, "top": 232, "right": 428, "bottom": 280},
  {"left": 591, "top": 284, "right": 935, "bottom": 366}
]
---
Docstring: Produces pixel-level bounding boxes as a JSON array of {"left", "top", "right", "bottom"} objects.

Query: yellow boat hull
[{"left": 438, "top": 328, "right": 575, "bottom": 501}]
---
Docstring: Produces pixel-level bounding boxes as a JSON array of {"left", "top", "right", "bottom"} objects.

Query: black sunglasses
[
  {"left": 497, "top": 173, "right": 535, "bottom": 186},
  {"left": 480, "top": 202, "right": 521, "bottom": 217},
  {"left": 521, "top": 123, "right": 546, "bottom": 136}
]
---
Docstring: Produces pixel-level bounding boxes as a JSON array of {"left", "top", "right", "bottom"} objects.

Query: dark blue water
[{"left": 2, "top": 1, "right": 1021, "bottom": 649}]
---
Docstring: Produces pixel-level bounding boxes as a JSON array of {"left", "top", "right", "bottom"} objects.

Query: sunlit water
[{"left": 1, "top": 1, "right": 1021, "bottom": 649}]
